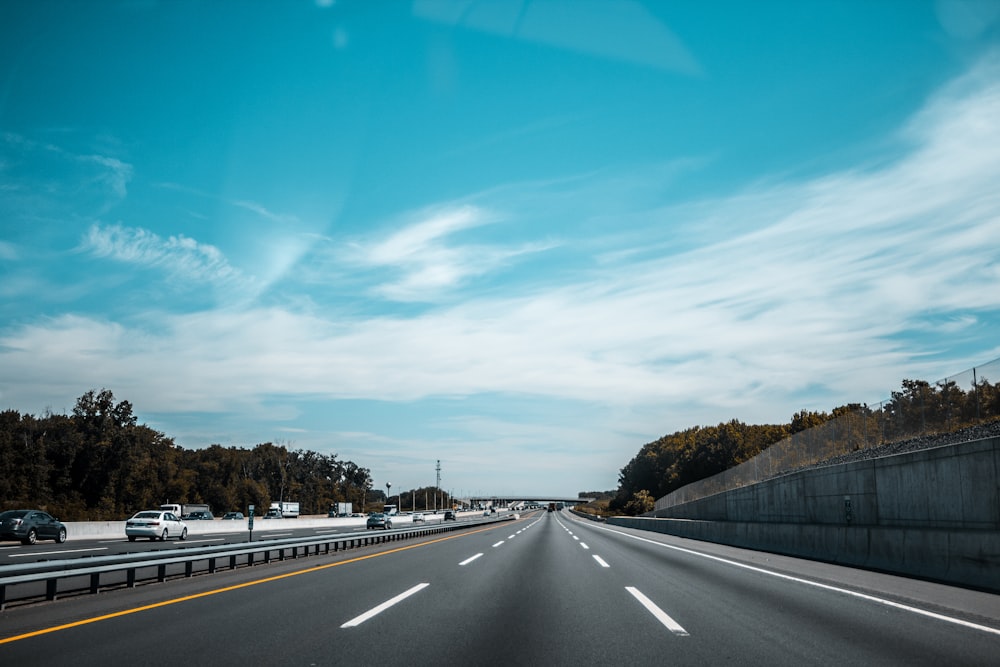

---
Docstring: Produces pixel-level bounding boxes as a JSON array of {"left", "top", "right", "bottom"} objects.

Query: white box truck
[{"left": 265, "top": 501, "right": 300, "bottom": 519}]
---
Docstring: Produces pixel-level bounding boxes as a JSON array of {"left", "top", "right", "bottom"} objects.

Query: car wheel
[
  {"left": 55, "top": 527, "right": 67, "bottom": 543},
  {"left": 161, "top": 529, "right": 168, "bottom": 541},
  {"left": 180, "top": 528, "right": 188, "bottom": 540},
  {"left": 128, "top": 536, "right": 136, "bottom": 542},
  {"left": 22, "top": 528, "right": 37, "bottom": 545}
]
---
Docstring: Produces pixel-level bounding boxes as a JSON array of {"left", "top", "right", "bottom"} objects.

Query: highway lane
[
  {"left": 553, "top": 513, "right": 1000, "bottom": 664},
  {"left": 0, "top": 514, "right": 471, "bottom": 562},
  {"left": 2, "top": 510, "right": 998, "bottom": 665}
]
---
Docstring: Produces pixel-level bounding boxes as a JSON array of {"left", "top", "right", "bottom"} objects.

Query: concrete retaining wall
[{"left": 613, "top": 437, "right": 1000, "bottom": 592}]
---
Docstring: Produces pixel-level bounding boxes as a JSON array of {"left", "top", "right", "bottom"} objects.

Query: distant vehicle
[
  {"left": 184, "top": 510, "right": 214, "bottom": 520},
  {"left": 0, "top": 509, "right": 67, "bottom": 545},
  {"left": 548, "top": 503, "right": 555, "bottom": 512},
  {"left": 412, "top": 512, "right": 425, "bottom": 523},
  {"left": 328, "top": 502, "right": 352, "bottom": 517},
  {"left": 126, "top": 511, "right": 188, "bottom": 542},
  {"left": 222, "top": 512, "right": 244, "bottom": 520},
  {"left": 160, "top": 503, "right": 210, "bottom": 518},
  {"left": 444, "top": 510, "right": 456, "bottom": 521},
  {"left": 383, "top": 504, "right": 398, "bottom": 515},
  {"left": 266, "top": 501, "right": 300, "bottom": 519},
  {"left": 366, "top": 513, "right": 392, "bottom": 529}
]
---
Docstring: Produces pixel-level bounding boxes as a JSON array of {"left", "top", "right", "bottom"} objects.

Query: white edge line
[
  {"left": 626, "top": 586, "right": 689, "bottom": 636},
  {"left": 596, "top": 524, "right": 1000, "bottom": 637},
  {"left": 8, "top": 547, "right": 107, "bottom": 557},
  {"left": 460, "top": 553, "right": 484, "bottom": 566},
  {"left": 341, "top": 583, "right": 430, "bottom": 628},
  {"left": 593, "top": 555, "right": 610, "bottom": 568}
]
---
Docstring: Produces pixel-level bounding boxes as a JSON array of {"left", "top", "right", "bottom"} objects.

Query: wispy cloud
[
  {"left": 82, "top": 154, "right": 132, "bottom": 199},
  {"left": 0, "top": 132, "right": 133, "bottom": 220},
  {"left": 233, "top": 199, "right": 301, "bottom": 226},
  {"left": 80, "top": 223, "right": 247, "bottom": 288},
  {"left": 2, "top": 54, "right": 1000, "bottom": 480},
  {"left": 350, "top": 204, "right": 554, "bottom": 301}
]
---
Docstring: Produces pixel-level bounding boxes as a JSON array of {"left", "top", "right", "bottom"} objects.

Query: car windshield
[
  {"left": 3, "top": 5, "right": 999, "bottom": 663},
  {"left": 0, "top": 510, "right": 28, "bottom": 519}
]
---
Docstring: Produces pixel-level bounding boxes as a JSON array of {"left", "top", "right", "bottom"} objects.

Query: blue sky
[{"left": 2, "top": 1, "right": 1000, "bottom": 498}]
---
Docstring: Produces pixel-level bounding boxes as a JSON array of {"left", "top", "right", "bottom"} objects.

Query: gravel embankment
[{"left": 800, "top": 418, "right": 1000, "bottom": 472}]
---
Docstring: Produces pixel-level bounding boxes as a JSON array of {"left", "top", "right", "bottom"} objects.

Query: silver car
[{"left": 126, "top": 510, "right": 188, "bottom": 542}]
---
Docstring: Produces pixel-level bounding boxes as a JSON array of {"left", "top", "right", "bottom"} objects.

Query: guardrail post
[
  {"left": 185, "top": 561, "right": 194, "bottom": 578},
  {"left": 90, "top": 572, "right": 100, "bottom": 594},
  {"left": 209, "top": 557, "right": 216, "bottom": 574},
  {"left": 46, "top": 578, "right": 58, "bottom": 601},
  {"left": 158, "top": 564, "right": 167, "bottom": 582},
  {"left": 127, "top": 568, "right": 137, "bottom": 588}
]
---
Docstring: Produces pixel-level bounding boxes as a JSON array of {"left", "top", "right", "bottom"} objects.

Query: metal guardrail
[{"left": 0, "top": 515, "right": 513, "bottom": 609}]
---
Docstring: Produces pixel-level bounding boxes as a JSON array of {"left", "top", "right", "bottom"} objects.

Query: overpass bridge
[{"left": 456, "top": 495, "right": 591, "bottom": 509}]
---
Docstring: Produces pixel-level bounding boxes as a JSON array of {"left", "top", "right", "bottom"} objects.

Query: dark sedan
[
  {"left": 366, "top": 513, "right": 393, "bottom": 530},
  {"left": 0, "top": 509, "right": 68, "bottom": 545}
]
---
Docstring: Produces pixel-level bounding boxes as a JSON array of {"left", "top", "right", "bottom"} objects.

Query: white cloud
[
  {"left": 2, "top": 54, "right": 1000, "bottom": 483},
  {"left": 0, "top": 133, "right": 133, "bottom": 220},
  {"left": 81, "top": 223, "right": 247, "bottom": 288},
  {"left": 82, "top": 154, "right": 132, "bottom": 199},
  {"left": 233, "top": 199, "right": 301, "bottom": 226},
  {"left": 350, "top": 204, "right": 553, "bottom": 301}
]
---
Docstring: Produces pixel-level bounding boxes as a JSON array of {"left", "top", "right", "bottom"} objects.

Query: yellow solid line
[{"left": 0, "top": 521, "right": 513, "bottom": 645}]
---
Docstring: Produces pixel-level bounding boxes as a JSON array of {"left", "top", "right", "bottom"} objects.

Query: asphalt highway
[{"left": 2, "top": 510, "right": 998, "bottom": 665}]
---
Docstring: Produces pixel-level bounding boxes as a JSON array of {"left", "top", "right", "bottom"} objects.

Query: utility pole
[{"left": 435, "top": 460, "right": 442, "bottom": 512}]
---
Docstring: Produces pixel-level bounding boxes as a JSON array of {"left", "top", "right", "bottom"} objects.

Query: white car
[
  {"left": 126, "top": 510, "right": 188, "bottom": 542},
  {"left": 412, "top": 512, "right": 425, "bottom": 523}
]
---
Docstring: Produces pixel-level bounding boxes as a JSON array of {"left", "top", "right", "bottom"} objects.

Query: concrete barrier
[
  {"left": 63, "top": 511, "right": 475, "bottom": 541},
  {"left": 615, "top": 436, "right": 1000, "bottom": 593}
]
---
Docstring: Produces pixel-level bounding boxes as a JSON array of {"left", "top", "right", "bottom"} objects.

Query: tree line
[
  {"left": 0, "top": 389, "right": 383, "bottom": 521},
  {"left": 611, "top": 375, "right": 1000, "bottom": 515}
]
